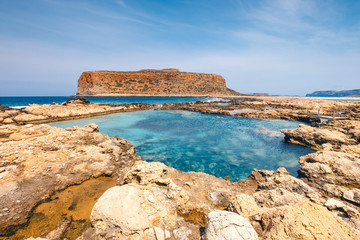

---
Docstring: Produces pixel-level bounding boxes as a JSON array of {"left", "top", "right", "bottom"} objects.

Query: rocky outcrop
[
  {"left": 77, "top": 161, "right": 248, "bottom": 239},
  {"left": 282, "top": 120, "right": 360, "bottom": 149},
  {"left": 282, "top": 124, "right": 356, "bottom": 150},
  {"left": 161, "top": 95, "right": 360, "bottom": 123},
  {"left": 76, "top": 69, "right": 240, "bottom": 96},
  {"left": 0, "top": 100, "right": 153, "bottom": 125},
  {"left": 257, "top": 200, "right": 359, "bottom": 240},
  {"left": 0, "top": 123, "right": 139, "bottom": 236},
  {"left": 75, "top": 161, "right": 360, "bottom": 240},
  {"left": 281, "top": 120, "right": 360, "bottom": 192}
]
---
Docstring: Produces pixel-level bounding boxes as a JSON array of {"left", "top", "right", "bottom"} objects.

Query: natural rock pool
[{"left": 51, "top": 110, "right": 314, "bottom": 181}]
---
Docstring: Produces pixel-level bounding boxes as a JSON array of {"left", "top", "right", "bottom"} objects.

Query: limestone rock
[
  {"left": 0, "top": 123, "right": 139, "bottom": 234},
  {"left": 89, "top": 184, "right": 200, "bottom": 239},
  {"left": 299, "top": 150, "right": 360, "bottom": 186},
  {"left": 324, "top": 198, "right": 360, "bottom": 230},
  {"left": 257, "top": 200, "right": 360, "bottom": 240},
  {"left": 282, "top": 124, "right": 354, "bottom": 149},
  {"left": 3, "top": 118, "right": 14, "bottom": 124},
  {"left": 228, "top": 194, "right": 262, "bottom": 217},
  {"left": 251, "top": 168, "right": 323, "bottom": 205},
  {"left": 90, "top": 185, "right": 151, "bottom": 237},
  {"left": 204, "top": 210, "right": 258, "bottom": 240},
  {"left": 325, "top": 198, "right": 346, "bottom": 210},
  {"left": 0, "top": 100, "right": 152, "bottom": 125},
  {"left": 82, "top": 161, "right": 244, "bottom": 240},
  {"left": 13, "top": 113, "right": 47, "bottom": 122},
  {"left": 344, "top": 189, "right": 360, "bottom": 204},
  {"left": 121, "top": 161, "right": 238, "bottom": 226}
]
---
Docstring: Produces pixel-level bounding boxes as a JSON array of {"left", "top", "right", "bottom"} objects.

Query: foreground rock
[
  {"left": 77, "top": 161, "right": 360, "bottom": 240},
  {"left": 79, "top": 161, "right": 243, "bottom": 239},
  {"left": 0, "top": 123, "right": 139, "bottom": 236},
  {"left": 282, "top": 120, "right": 360, "bottom": 203},
  {"left": 204, "top": 210, "right": 258, "bottom": 240}
]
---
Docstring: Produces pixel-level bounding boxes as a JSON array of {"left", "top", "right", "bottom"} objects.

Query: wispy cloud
[{"left": 232, "top": 0, "right": 360, "bottom": 50}]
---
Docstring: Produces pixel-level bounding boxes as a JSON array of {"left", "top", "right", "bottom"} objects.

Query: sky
[{"left": 0, "top": 0, "right": 359, "bottom": 96}]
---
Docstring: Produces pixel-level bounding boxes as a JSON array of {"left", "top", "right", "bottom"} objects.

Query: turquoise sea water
[
  {"left": 0, "top": 96, "right": 207, "bottom": 107},
  {"left": 50, "top": 110, "right": 314, "bottom": 181}
]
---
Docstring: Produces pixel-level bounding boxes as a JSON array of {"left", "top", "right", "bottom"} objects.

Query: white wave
[
  {"left": 10, "top": 106, "right": 28, "bottom": 109},
  {"left": 202, "top": 97, "right": 230, "bottom": 102}
]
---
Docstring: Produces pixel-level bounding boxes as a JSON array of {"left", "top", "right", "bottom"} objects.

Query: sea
[
  {"left": 2, "top": 96, "right": 314, "bottom": 181},
  {"left": 0, "top": 96, "right": 211, "bottom": 108}
]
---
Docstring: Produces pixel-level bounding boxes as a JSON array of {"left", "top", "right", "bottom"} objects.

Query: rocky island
[
  {"left": 75, "top": 69, "right": 241, "bottom": 97},
  {"left": 306, "top": 89, "right": 360, "bottom": 97},
  {"left": 1, "top": 96, "right": 360, "bottom": 239}
]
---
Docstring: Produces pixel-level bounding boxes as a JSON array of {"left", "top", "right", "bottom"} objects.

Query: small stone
[
  {"left": 324, "top": 198, "right": 346, "bottom": 210},
  {"left": 343, "top": 189, "right": 360, "bottom": 204}
]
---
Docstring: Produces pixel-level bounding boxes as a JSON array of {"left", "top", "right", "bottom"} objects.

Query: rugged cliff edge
[{"left": 76, "top": 69, "right": 241, "bottom": 96}]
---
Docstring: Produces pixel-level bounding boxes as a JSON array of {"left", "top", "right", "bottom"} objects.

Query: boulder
[
  {"left": 89, "top": 184, "right": 200, "bottom": 239},
  {"left": 204, "top": 210, "right": 258, "bottom": 240}
]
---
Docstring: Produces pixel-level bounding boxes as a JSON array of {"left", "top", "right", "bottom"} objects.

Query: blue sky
[{"left": 0, "top": 0, "right": 359, "bottom": 96}]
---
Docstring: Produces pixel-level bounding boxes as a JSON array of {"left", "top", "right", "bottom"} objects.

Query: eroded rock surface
[
  {"left": 0, "top": 100, "right": 153, "bottom": 125},
  {"left": 204, "top": 210, "right": 258, "bottom": 240},
  {"left": 281, "top": 120, "right": 360, "bottom": 208},
  {"left": 0, "top": 123, "right": 139, "bottom": 236},
  {"left": 78, "top": 161, "right": 248, "bottom": 239},
  {"left": 78, "top": 161, "right": 360, "bottom": 240}
]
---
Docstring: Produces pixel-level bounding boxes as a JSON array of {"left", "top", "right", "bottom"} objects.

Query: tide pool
[{"left": 50, "top": 110, "right": 314, "bottom": 181}]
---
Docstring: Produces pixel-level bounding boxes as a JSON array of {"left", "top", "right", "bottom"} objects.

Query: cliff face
[{"left": 76, "top": 69, "right": 237, "bottom": 96}]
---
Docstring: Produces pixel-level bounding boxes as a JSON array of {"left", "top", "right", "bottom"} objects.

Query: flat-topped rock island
[{"left": 76, "top": 68, "right": 241, "bottom": 97}]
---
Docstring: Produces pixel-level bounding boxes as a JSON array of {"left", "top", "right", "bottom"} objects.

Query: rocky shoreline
[{"left": 1, "top": 97, "right": 360, "bottom": 239}]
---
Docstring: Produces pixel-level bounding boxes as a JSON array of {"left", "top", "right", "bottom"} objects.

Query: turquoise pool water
[{"left": 50, "top": 110, "right": 314, "bottom": 181}]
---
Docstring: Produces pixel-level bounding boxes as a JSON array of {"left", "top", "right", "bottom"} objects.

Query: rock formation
[
  {"left": 75, "top": 161, "right": 360, "bottom": 240},
  {"left": 0, "top": 100, "right": 154, "bottom": 125},
  {"left": 76, "top": 69, "right": 240, "bottom": 96},
  {"left": 0, "top": 123, "right": 139, "bottom": 237}
]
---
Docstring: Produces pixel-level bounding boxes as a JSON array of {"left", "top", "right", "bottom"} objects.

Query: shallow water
[
  {"left": 3, "top": 177, "right": 116, "bottom": 240},
  {"left": 51, "top": 110, "right": 314, "bottom": 181},
  {"left": 0, "top": 96, "right": 207, "bottom": 107}
]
